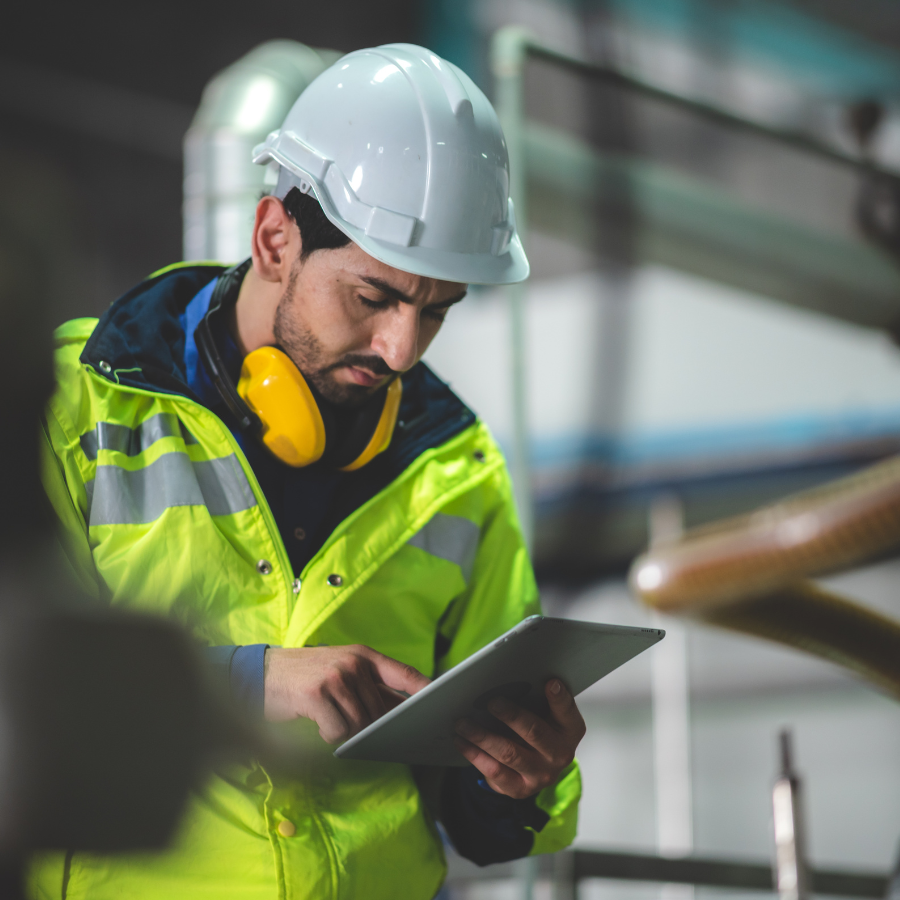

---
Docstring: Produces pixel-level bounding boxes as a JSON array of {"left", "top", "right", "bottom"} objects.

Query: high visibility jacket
[{"left": 30, "top": 264, "right": 581, "bottom": 900}]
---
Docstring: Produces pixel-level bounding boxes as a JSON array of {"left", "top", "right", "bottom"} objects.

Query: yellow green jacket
[{"left": 30, "top": 264, "right": 580, "bottom": 900}]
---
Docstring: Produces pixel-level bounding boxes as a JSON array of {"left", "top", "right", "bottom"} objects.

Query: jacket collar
[{"left": 80, "top": 262, "right": 477, "bottom": 475}]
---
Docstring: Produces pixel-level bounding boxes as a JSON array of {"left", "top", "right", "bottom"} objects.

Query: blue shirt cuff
[
  {"left": 203, "top": 644, "right": 268, "bottom": 718},
  {"left": 230, "top": 644, "right": 269, "bottom": 718}
]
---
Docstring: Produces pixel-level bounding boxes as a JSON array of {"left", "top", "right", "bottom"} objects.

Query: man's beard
[{"left": 272, "top": 263, "right": 396, "bottom": 408}]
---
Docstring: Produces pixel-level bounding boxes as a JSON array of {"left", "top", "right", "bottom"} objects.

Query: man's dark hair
[{"left": 281, "top": 187, "right": 351, "bottom": 261}]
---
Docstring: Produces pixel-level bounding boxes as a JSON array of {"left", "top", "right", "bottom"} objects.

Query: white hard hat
[{"left": 252, "top": 43, "right": 529, "bottom": 285}]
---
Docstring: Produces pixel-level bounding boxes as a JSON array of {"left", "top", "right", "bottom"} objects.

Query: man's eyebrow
[
  {"left": 427, "top": 290, "right": 468, "bottom": 309},
  {"left": 359, "top": 276, "right": 467, "bottom": 308}
]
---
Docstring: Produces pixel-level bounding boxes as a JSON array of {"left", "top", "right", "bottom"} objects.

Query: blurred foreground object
[
  {"left": 629, "top": 454, "right": 900, "bottom": 697},
  {"left": 183, "top": 40, "right": 340, "bottom": 261},
  {"left": 0, "top": 212, "right": 239, "bottom": 897},
  {"left": 0, "top": 607, "right": 214, "bottom": 855}
]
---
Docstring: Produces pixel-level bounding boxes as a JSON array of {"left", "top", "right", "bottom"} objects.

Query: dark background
[
  {"left": 4, "top": 0, "right": 900, "bottom": 322},
  {"left": 0, "top": 0, "right": 421, "bottom": 321}
]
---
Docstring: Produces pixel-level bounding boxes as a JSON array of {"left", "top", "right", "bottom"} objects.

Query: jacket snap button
[
  {"left": 277, "top": 819, "right": 296, "bottom": 837},
  {"left": 327, "top": 573, "right": 343, "bottom": 587},
  {"left": 473, "top": 450, "right": 485, "bottom": 462},
  {"left": 257, "top": 559, "right": 273, "bottom": 575},
  {"left": 98, "top": 360, "right": 112, "bottom": 374},
  {"left": 294, "top": 527, "right": 306, "bottom": 541},
  {"left": 292, "top": 577, "right": 302, "bottom": 594}
]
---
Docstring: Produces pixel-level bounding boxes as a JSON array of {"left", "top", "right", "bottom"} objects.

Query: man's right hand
[{"left": 263, "top": 645, "right": 430, "bottom": 743}]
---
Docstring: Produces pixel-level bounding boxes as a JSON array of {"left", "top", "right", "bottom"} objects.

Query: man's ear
[{"left": 250, "top": 196, "right": 301, "bottom": 283}]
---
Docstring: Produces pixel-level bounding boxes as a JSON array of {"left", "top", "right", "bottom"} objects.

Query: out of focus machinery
[
  {"left": 486, "top": 24, "right": 900, "bottom": 699},
  {"left": 441, "top": 24, "right": 900, "bottom": 899}
]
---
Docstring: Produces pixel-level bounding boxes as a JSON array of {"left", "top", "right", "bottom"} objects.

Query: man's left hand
[{"left": 453, "top": 679, "right": 586, "bottom": 799}]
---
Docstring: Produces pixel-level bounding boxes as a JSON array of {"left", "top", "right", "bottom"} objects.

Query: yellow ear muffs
[
  {"left": 339, "top": 378, "right": 402, "bottom": 472},
  {"left": 236, "top": 346, "right": 403, "bottom": 470},
  {"left": 237, "top": 346, "right": 326, "bottom": 467}
]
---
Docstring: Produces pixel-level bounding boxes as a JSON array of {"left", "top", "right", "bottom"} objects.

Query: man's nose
[{"left": 372, "top": 308, "right": 420, "bottom": 373}]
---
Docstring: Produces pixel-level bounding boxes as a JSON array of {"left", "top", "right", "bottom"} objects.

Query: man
[{"left": 32, "top": 44, "right": 584, "bottom": 900}]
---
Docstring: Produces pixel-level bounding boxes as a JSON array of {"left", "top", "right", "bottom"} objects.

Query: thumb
[
  {"left": 366, "top": 650, "right": 431, "bottom": 696},
  {"left": 545, "top": 678, "right": 583, "bottom": 731}
]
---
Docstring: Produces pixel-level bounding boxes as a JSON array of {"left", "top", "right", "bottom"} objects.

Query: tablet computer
[{"left": 334, "top": 615, "right": 664, "bottom": 766}]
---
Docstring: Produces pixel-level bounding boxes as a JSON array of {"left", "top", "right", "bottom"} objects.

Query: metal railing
[{"left": 446, "top": 848, "right": 889, "bottom": 898}]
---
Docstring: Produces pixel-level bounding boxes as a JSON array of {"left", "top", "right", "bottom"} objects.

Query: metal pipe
[
  {"left": 773, "top": 730, "right": 809, "bottom": 900},
  {"left": 183, "top": 41, "right": 341, "bottom": 262},
  {"left": 492, "top": 27, "right": 535, "bottom": 551}
]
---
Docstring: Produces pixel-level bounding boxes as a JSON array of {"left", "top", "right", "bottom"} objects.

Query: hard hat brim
[
  {"left": 330, "top": 215, "right": 531, "bottom": 286},
  {"left": 255, "top": 150, "right": 530, "bottom": 286}
]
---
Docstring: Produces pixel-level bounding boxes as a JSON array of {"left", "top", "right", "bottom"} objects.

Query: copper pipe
[
  {"left": 628, "top": 455, "right": 900, "bottom": 697},
  {"left": 630, "top": 454, "right": 900, "bottom": 614},
  {"left": 700, "top": 581, "right": 900, "bottom": 699}
]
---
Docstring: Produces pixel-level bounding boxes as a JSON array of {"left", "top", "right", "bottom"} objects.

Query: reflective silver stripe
[
  {"left": 408, "top": 513, "right": 480, "bottom": 580},
  {"left": 193, "top": 456, "right": 257, "bottom": 517},
  {"left": 80, "top": 413, "right": 196, "bottom": 461},
  {"left": 86, "top": 452, "right": 256, "bottom": 526}
]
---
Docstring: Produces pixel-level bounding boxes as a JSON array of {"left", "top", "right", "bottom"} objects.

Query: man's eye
[
  {"left": 358, "top": 295, "right": 386, "bottom": 310},
  {"left": 424, "top": 307, "right": 448, "bottom": 323}
]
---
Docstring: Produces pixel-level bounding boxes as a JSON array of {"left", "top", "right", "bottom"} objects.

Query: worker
[{"left": 30, "top": 44, "right": 584, "bottom": 900}]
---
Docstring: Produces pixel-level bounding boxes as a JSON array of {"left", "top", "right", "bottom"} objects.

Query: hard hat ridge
[{"left": 252, "top": 43, "right": 529, "bottom": 285}]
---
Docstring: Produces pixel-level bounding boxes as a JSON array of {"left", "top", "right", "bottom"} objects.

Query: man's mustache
[{"left": 322, "top": 354, "right": 398, "bottom": 377}]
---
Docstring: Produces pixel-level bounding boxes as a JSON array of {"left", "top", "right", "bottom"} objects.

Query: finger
[
  {"left": 545, "top": 679, "right": 587, "bottom": 741},
  {"left": 486, "top": 697, "right": 557, "bottom": 761},
  {"left": 313, "top": 698, "right": 352, "bottom": 744},
  {"left": 376, "top": 682, "right": 408, "bottom": 711},
  {"left": 452, "top": 736, "right": 525, "bottom": 797},
  {"left": 354, "top": 668, "right": 389, "bottom": 723},
  {"left": 326, "top": 676, "right": 378, "bottom": 736},
  {"left": 361, "top": 647, "right": 431, "bottom": 695},
  {"left": 454, "top": 717, "right": 536, "bottom": 776}
]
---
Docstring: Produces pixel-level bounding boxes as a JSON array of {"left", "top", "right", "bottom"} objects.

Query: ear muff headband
[
  {"left": 196, "top": 261, "right": 402, "bottom": 470},
  {"left": 195, "top": 260, "right": 260, "bottom": 433}
]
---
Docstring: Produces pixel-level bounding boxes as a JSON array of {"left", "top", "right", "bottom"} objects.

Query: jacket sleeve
[{"left": 434, "top": 438, "right": 581, "bottom": 862}]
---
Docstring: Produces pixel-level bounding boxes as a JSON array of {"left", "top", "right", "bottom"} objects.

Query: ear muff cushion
[{"left": 237, "top": 347, "right": 327, "bottom": 467}]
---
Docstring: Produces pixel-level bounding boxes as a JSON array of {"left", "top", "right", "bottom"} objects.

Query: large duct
[{"left": 183, "top": 41, "right": 341, "bottom": 262}]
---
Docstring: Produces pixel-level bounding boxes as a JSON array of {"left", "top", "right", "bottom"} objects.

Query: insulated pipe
[
  {"left": 629, "top": 455, "right": 900, "bottom": 698},
  {"left": 630, "top": 454, "right": 900, "bottom": 613},
  {"left": 183, "top": 41, "right": 341, "bottom": 263},
  {"left": 700, "top": 581, "right": 900, "bottom": 699}
]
